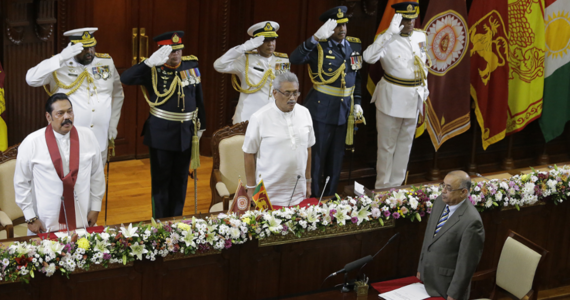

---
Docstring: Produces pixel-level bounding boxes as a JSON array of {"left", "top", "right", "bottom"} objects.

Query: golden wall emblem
[{"left": 469, "top": 16, "right": 508, "bottom": 85}]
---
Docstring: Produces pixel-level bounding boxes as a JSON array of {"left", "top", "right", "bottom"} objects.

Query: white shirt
[
  {"left": 447, "top": 198, "right": 467, "bottom": 219},
  {"left": 242, "top": 102, "right": 315, "bottom": 206},
  {"left": 363, "top": 30, "right": 429, "bottom": 119},
  {"left": 26, "top": 53, "right": 125, "bottom": 152},
  {"left": 14, "top": 126, "right": 105, "bottom": 233},
  {"left": 214, "top": 46, "right": 290, "bottom": 124}
]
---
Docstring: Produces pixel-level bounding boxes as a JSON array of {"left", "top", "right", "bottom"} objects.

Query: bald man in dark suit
[{"left": 417, "top": 170, "right": 485, "bottom": 300}]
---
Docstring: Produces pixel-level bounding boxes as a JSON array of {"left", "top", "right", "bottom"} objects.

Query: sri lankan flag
[
  {"left": 367, "top": 0, "right": 426, "bottom": 137},
  {"left": 252, "top": 179, "right": 273, "bottom": 211},
  {"left": 469, "top": 0, "right": 510, "bottom": 150},
  {"left": 0, "top": 62, "right": 6, "bottom": 151},
  {"left": 539, "top": 0, "right": 570, "bottom": 142},
  {"left": 423, "top": 0, "right": 471, "bottom": 150},
  {"left": 506, "top": 0, "right": 545, "bottom": 134}
]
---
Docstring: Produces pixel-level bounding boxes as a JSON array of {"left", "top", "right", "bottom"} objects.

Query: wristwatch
[{"left": 25, "top": 216, "right": 39, "bottom": 224}]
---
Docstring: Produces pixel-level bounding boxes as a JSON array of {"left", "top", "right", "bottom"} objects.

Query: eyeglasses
[
  {"left": 439, "top": 183, "right": 464, "bottom": 192},
  {"left": 275, "top": 89, "right": 301, "bottom": 98}
]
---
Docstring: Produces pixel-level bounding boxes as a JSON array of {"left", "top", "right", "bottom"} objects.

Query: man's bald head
[{"left": 441, "top": 170, "right": 471, "bottom": 205}]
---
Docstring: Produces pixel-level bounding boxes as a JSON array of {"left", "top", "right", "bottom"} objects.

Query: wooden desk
[{"left": 282, "top": 287, "right": 378, "bottom": 300}]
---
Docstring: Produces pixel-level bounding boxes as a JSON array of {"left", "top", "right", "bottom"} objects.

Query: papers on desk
[
  {"left": 54, "top": 228, "right": 89, "bottom": 238},
  {"left": 379, "top": 282, "right": 431, "bottom": 300}
]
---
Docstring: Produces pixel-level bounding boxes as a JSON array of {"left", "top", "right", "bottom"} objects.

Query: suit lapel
[
  {"left": 426, "top": 198, "right": 445, "bottom": 245},
  {"left": 429, "top": 199, "right": 468, "bottom": 246}
]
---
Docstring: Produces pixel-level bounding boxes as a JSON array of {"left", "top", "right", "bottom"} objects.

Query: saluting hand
[
  {"left": 242, "top": 36, "right": 265, "bottom": 52},
  {"left": 145, "top": 45, "right": 172, "bottom": 67},
  {"left": 388, "top": 13, "right": 404, "bottom": 35},
  {"left": 314, "top": 19, "right": 337, "bottom": 40},
  {"left": 60, "top": 42, "right": 84, "bottom": 62}
]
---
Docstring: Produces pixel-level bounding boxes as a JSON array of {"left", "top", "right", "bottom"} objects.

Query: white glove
[
  {"left": 387, "top": 13, "right": 404, "bottom": 35},
  {"left": 60, "top": 42, "right": 84, "bottom": 62},
  {"left": 108, "top": 127, "right": 118, "bottom": 140},
  {"left": 314, "top": 19, "right": 337, "bottom": 40},
  {"left": 144, "top": 45, "right": 172, "bottom": 67},
  {"left": 354, "top": 104, "right": 363, "bottom": 118},
  {"left": 197, "top": 129, "right": 205, "bottom": 139},
  {"left": 242, "top": 36, "right": 265, "bottom": 52}
]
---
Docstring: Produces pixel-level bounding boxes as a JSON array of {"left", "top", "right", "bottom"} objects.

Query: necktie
[
  {"left": 338, "top": 44, "right": 345, "bottom": 57},
  {"left": 434, "top": 206, "right": 450, "bottom": 236}
]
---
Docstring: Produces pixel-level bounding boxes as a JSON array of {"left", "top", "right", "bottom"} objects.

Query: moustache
[
  {"left": 287, "top": 100, "right": 297, "bottom": 105},
  {"left": 61, "top": 119, "right": 73, "bottom": 126}
]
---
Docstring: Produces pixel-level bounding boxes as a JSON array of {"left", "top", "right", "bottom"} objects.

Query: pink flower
[
  {"left": 392, "top": 212, "right": 400, "bottom": 219},
  {"left": 383, "top": 210, "right": 391, "bottom": 217},
  {"left": 400, "top": 207, "right": 409, "bottom": 215}
]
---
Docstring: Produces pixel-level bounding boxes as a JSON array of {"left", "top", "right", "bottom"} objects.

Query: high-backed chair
[
  {"left": 209, "top": 121, "right": 248, "bottom": 212},
  {"left": 0, "top": 144, "right": 27, "bottom": 239},
  {"left": 472, "top": 230, "right": 549, "bottom": 300}
]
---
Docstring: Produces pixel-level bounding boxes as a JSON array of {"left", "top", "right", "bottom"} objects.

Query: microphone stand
[
  {"left": 61, "top": 196, "right": 70, "bottom": 237},
  {"left": 287, "top": 175, "right": 301, "bottom": 207},
  {"left": 317, "top": 176, "right": 330, "bottom": 206},
  {"left": 76, "top": 197, "right": 89, "bottom": 232}
]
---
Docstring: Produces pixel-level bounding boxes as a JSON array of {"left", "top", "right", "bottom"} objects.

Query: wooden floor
[{"left": 98, "top": 156, "right": 213, "bottom": 225}]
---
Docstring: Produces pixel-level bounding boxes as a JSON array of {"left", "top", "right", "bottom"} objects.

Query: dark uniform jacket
[
  {"left": 290, "top": 37, "right": 362, "bottom": 126},
  {"left": 120, "top": 56, "right": 206, "bottom": 152}
]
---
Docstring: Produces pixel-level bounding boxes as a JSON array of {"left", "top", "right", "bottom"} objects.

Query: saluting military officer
[
  {"left": 26, "top": 28, "right": 124, "bottom": 165},
  {"left": 214, "top": 21, "right": 290, "bottom": 124},
  {"left": 120, "top": 31, "right": 207, "bottom": 219},
  {"left": 290, "top": 6, "right": 363, "bottom": 197},
  {"left": 363, "top": 2, "right": 429, "bottom": 189}
]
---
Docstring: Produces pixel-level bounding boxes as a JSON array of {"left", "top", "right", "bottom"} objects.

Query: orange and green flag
[
  {"left": 506, "top": 0, "right": 545, "bottom": 134},
  {"left": 539, "top": 0, "right": 570, "bottom": 142},
  {"left": 469, "top": 0, "right": 510, "bottom": 150},
  {"left": 252, "top": 179, "right": 273, "bottom": 211},
  {"left": 0, "top": 62, "right": 6, "bottom": 151}
]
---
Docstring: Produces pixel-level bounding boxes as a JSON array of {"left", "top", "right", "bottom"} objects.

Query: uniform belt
[
  {"left": 150, "top": 107, "right": 198, "bottom": 122},
  {"left": 313, "top": 85, "right": 355, "bottom": 97},
  {"left": 383, "top": 73, "right": 423, "bottom": 87}
]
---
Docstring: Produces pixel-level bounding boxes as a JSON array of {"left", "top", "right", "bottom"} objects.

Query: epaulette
[
  {"left": 273, "top": 52, "right": 288, "bottom": 58},
  {"left": 346, "top": 36, "right": 361, "bottom": 43},
  {"left": 182, "top": 55, "right": 198, "bottom": 61},
  {"left": 95, "top": 53, "right": 111, "bottom": 58},
  {"left": 318, "top": 38, "right": 328, "bottom": 42},
  {"left": 245, "top": 50, "right": 258, "bottom": 55}
]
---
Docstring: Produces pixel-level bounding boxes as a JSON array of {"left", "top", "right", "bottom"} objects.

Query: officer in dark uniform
[
  {"left": 120, "top": 31, "right": 206, "bottom": 219},
  {"left": 290, "top": 6, "right": 363, "bottom": 197}
]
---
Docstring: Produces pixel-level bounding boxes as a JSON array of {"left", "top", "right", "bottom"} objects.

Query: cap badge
[
  {"left": 407, "top": 4, "right": 413, "bottom": 11},
  {"left": 264, "top": 22, "right": 273, "bottom": 31},
  {"left": 337, "top": 8, "right": 344, "bottom": 18},
  {"left": 172, "top": 33, "right": 180, "bottom": 43},
  {"left": 82, "top": 31, "right": 91, "bottom": 39}
]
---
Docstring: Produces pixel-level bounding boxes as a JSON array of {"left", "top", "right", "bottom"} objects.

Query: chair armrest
[
  {"left": 216, "top": 182, "right": 231, "bottom": 198},
  {"left": 0, "top": 210, "right": 13, "bottom": 227},
  {"left": 471, "top": 268, "right": 496, "bottom": 282},
  {"left": 214, "top": 169, "right": 224, "bottom": 184}
]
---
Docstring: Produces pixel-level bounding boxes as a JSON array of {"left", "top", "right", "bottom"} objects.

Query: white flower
[
  {"left": 500, "top": 182, "right": 509, "bottom": 190},
  {"left": 120, "top": 223, "right": 139, "bottom": 238},
  {"left": 547, "top": 179, "right": 557, "bottom": 191},
  {"left": 408, "top": 197, "right": 419, "bottom": 210},
  {"left": 531, "top": 176, "right": 538, "bottom": 183},
  {"left": 371, "top": 208, "right": 381, "bottom": 219},
  {"left": 495, "top": 191, "right": 503, "bottom": 202},
  {"left": 93, "top": 239, "right": 110, "bottom": 253},
  {"left": 426, "top": 201, "right": 433, "bottom": 208},
  {"left": 334, "top": 207, "right": 351, "bottom": 225},
  {"left": 264, "top": 215, "right": 282, "bottom": 233},
  {"left": 474, "top": 186, "right": 481, "bottom": 192},
  {"left": 229, "top": 227, "right": 241, "bottom": 239},
  {"left": 100, "top": 232, "right": 110, "bottom": 241},
  {"left": 129, "top": 244, "right": 148, "bottom": 260},
  {"left": 523, "top": 182, "right": 535, "bottom": 195},
  {"left": 45, "top": 263, "right": 56, "bottom": 276},
  {"left": 485, "top": 198, "right": 493, "bottom": 208},
  {"left": 351, "top": 206, "right": 371, "bottom": 225},
  {"left": 509, "top": 188, "right": 516, "bottom": 196},
  {"left": 2, "top": 258, "right": 9, "bottom": 266}
]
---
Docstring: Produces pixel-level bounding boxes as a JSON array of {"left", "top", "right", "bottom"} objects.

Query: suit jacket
[
  {"left": 120, "top": 57, "right": 206, "bottom": 152},
  {"left": 418, "top": 196, "right": 485, "bottom": 300},
  {"left": 290, "top": 37, "right": 362, "bottom": 126}
]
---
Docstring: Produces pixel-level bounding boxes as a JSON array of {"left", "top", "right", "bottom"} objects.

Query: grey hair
[{"left": 273, "top": 72, "right": 299, "bottom": 90}]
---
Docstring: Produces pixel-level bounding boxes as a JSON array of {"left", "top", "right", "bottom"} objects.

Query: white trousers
[
  {"left": 101, "top": 147, "right": 108, "bottom": 166},
  {"left": 375, "top": 109, "right": 417, "bottom": 189}
]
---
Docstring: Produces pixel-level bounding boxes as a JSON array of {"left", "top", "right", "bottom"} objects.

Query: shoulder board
[
  {"left": 346, "top": 36, "right": 361, "bottom": 43},
  {"left": 182, "top": 55, "right": 198, "bottom": 61},
  {"left": 273, "top": 52, "right": 288, "bottom": 58},
  {"left": 95, "top": 53, "right": 111, "bottom": 58},
  {"left": 318, "top": 38, "right": 328, "bottom": 43},
  {"left": 413, "top": 29, "right": 426, "bottom": 33},
  {"left": 245, "top": 50, "right": 258, "bottom": 55}
]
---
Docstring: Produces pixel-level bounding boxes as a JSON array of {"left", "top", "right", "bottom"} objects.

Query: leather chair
[
  {"left": 0, "top": 144, "right": 27, "bottom": 239},
  {"left": 472, "top": 230, "right": 549, "bottom": 300},
  {"left": 209, "top": 121, "right": 248, "bottom": 212}
]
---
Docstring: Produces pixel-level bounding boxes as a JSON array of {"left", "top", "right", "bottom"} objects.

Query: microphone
[
  {"left": 332, "top": 255, "right": 373, "bottom": 276},
  {"left": 317, "top": 176, "right": 330, "bottom": 206},
  {"left": 476, "top": 173, "right": 491, "bottom": 181},
  {"left": 358, "top": 232, "right": 400, "bottom": 272},
  {"left": 288, "top": 175, "right": 301, "bottom": 207},
  {"left": 61, "top": 196, "right": 70, "bottom": 237}
]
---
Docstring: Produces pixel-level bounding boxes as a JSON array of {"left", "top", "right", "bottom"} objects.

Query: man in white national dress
[{"left": 14, "top": 93, "right": 105, "bottom": 235}]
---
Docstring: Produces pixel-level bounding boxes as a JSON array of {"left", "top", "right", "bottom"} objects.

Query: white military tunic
[
  {"left": 214, "top": 47, "right": 290, "bottom": 124},
  {"left": 363, "top": 29, "right": 429, "bottom": 189},
  {"left": 26, "top": 53, "right": 125, "bottom": 153},
  {"left": 242, "top": 102, "right": 315, "bottom": 206},
  {"left": 14, "top": 127, "right": 105, "bottom": 234}
]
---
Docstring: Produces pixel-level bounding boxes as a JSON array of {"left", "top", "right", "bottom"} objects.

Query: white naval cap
[
  {"left": 63, "top": 27, "right": 98, "bottom": 47},
  {"left": 247, "top": 21, "right": 280, "bottom": 38}
]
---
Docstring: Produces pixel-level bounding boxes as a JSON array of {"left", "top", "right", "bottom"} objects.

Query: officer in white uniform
[
  {"left": 26, "top": 27, "right": 125, "bottom": 164},
  {"left": 214, "top": 21, "right": 290, "bottom": 124},
  {"left": 363, "top": 2, "right": 430, "bottom": 189}
]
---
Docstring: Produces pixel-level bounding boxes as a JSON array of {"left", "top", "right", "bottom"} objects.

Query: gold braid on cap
[{"left": 231, "top": 54, "right": 275, "bottom": 97}]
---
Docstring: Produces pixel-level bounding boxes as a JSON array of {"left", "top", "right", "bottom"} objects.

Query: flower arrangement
[{"left": 1, "top": 166, "right": 568, "bottom": 283}]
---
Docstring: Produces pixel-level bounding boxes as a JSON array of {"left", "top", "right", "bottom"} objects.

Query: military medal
[
  {"left": 102, "top": 70, "right": 109, "bottom": 80},
  {"left": 419, "top": 42, "right": 426, "bottom": 53}
]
